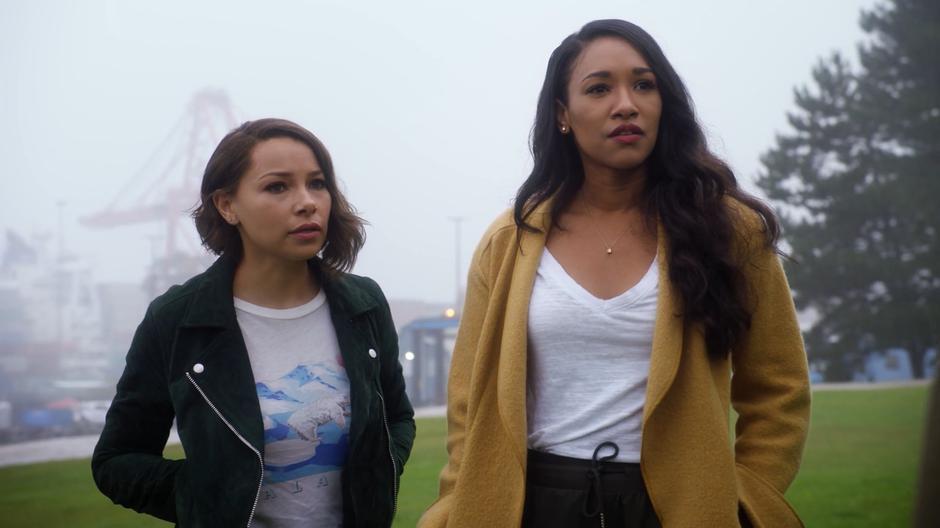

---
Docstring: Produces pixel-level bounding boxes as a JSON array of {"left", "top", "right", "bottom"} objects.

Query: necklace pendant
[{"left": 606, "top": 247, "right": 613, "bottom": 255}]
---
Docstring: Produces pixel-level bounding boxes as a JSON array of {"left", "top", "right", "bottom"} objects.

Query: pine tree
[{"left": 756, "top": 0, "right": 939, "bottom": 380}]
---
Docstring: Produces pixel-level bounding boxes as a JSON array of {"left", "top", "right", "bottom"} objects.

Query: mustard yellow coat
[{"left": 419, "top": 200, "right": 811, "bottom": 527}]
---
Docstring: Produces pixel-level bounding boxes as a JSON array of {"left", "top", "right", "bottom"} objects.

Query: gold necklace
[
  {"left": 593, "top": 219, "right": 632, "bottom": 256},
  {"left": 597, "top": 226, "right": 630, "bottom": 256}
]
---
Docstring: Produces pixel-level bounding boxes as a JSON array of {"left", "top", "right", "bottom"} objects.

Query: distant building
[
  {"left": 96, "top": 282, "right": 150, "bottom": 380},
  {"left": 143, "top": 253, "right": 214, "bottom": 299},
  {"left": 853, "top": 349, "right": 913, "bottom": 382},
  {"left": 387, "top": 299, "right": 453, "bottom": 333},
  {"left": 0, "top": 229, "right": 111, "bottom": 398},
  {"left": 852, "top": 348, "right": 937, "bottom": 382},
  {"left": 398, "top": 316, "right": 459, "bottom": 407}
]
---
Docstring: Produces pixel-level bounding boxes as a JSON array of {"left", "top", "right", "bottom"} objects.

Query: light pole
[
  {"left": 447, "top": 216, "right": 464, "bottom": 313},
  {"left": 56, "top": 200, "right": 66, "bottom": 348}
]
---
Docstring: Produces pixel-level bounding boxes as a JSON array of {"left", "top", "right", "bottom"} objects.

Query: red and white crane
[{"left": 81, "top": 90, "right": 239, "bottom": 293}]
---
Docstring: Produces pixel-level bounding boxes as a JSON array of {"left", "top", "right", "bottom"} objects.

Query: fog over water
[{"left": 1, "top": 0, "right": 877, "bottom": 304}]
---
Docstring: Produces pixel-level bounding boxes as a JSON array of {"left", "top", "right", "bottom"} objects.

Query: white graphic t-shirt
[{"left": 234, "top": 291, "right": 349, "bottom": 528}]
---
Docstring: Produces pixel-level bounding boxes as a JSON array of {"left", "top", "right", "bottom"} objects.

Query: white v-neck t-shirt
[{"left": 526, "top": 248, "right": 658, "bottom": 462}]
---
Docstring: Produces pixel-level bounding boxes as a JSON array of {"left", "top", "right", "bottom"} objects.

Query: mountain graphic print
[{"left": 256, "top": 361, "right": 351, "bottom": 483}]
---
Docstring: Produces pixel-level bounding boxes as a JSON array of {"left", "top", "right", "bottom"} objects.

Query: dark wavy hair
[
  {"left": 192, "top": 118, "right": 366, "bottom": 273},
  {"left": 514, "top": 19, "right": 780, "bottom": 359}
]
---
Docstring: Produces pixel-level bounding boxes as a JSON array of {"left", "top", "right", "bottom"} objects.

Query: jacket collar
[
  {"left": 179, "top": 255, "right": 238, "bottom": 329},
  {"left": 320, "top": 267, "right": 378, "bottom": 319},
  {"left": 180, "top": 254, "right": 377, "bottom": 329}
]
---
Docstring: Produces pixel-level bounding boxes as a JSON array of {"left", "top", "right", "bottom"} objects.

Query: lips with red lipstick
[
  {"left": 288, "top": 222, "right": 323, "bottom": 241},
  {"left": 608, "top": 124, "right": 644, "bottom": 144}
]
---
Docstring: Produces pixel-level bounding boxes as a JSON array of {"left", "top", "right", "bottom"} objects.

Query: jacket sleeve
[
  {"left": 371, "top": 279, "right": 416, "bottom": 473},
  {"left": 91, "top": 306, "right": 183, "bottom": 522},
  {"left": 419, "top": 238, "right": 491, "bottom": 527},
  {"left": 731, "top": 229, "right": 811, "bottom": 526}
]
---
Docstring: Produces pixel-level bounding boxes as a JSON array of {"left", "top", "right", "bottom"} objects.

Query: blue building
[
  {"left": 852, "top": 348, "right": 937, "bottom": 382},
  {"left": 398, "top": 316, "right": 459, "bottom": 407}
]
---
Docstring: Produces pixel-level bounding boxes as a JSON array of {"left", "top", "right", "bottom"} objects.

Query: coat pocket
[{"left": 735, "top": 463, "right": 803, "bottom": 528}]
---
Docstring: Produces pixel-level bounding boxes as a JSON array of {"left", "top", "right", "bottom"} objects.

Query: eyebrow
[
  {"left": 259, "top": 170, "right": 324, "bottom": 178},
  {"left": 581, "top": 67, "right": 654, "bottom": 82}
]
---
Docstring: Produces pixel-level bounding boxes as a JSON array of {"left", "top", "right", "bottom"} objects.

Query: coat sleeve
[
  {"left": 370, "top": 278, "right": 417, "bottom": 473},
  {"left": 91, "top": 306, "right": 183, "bottom": 522},
  {"left": 731, "top": 226, "right": 811, "bottom": 526},
  {"left": 419, "top": 237, "right": 492, "bottom": 527}
]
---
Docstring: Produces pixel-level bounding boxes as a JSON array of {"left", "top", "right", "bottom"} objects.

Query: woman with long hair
[
  {"left": 422, "top": 20, "right": 809, "bottom": 527},
  {"left": 93, "top": 118, "right": 414, "bottom": 527}
]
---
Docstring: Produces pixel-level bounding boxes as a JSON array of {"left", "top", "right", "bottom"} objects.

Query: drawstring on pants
[{"left": 582, "top": 441, "right": 620, "bottom": 527}]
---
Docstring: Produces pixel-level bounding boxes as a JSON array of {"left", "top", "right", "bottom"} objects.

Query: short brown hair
[{"left": 192, "top": 118, "right": 366, "bottom": 272}]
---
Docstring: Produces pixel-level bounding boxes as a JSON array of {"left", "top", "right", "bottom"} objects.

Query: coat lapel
[
  {"left": 320, "top": 270, "right": 379, "bottom": 447},
  {"left": 643, "top": 224, "right": 683, "bottom": 424},
  {"left": 187, "top": 327, "right": 266, "bottom": 453},
  {"left": 175, "top": 256, "right": 265, "bottom": 453},
  {"left": 491, "top": 203, "right": 683, "bottom": 464},
  {"left": 496, "top": 203, "right": 552, "bottom": 469}
]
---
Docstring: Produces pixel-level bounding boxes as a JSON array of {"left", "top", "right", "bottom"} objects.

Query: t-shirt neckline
[
  {"left": 540, "top": 248, "right": 658, "bottom": 311},
  {"left": 233, "top": 289, "right": 326, "bottom": 319}
]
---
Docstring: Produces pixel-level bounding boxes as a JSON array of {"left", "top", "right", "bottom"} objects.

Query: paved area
[
  {"left": 0, "top": 406, "right": 448, "bottom": 469},
  {"left": 810, "top": 379, "right": 930, "bottom": 391},
  {"left": 414, "top": 405, "right": 446, "bottom": 418},
  {"left": 0, "top": 430, "right": 181, "bottom": 469}
]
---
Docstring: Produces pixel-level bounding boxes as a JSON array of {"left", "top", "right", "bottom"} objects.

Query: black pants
[{"left": 522, "top": 446, "right": 661, "bottom": 528}]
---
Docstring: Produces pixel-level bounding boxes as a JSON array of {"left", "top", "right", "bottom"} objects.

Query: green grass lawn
[
  {"left": 0, "top": 385, "right": 928, "bottom": 527},
  {"left": 787, "top": 386, "right": 928, "bottom": 527}
]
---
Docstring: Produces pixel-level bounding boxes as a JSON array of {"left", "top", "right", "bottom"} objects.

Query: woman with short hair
[{"left": 93, "top": 118, "right": 414, "bottom": 527}]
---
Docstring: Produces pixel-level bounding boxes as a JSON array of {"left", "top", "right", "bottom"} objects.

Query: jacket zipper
[
  {"left": 375, "top": 389, "right": 398, "bottom": 518},
  {"left": 186, "top": 373, "right": 264, "bottom": 528},
  {"left": 363, "top": 312, "right": 399, "bottom": 523}
]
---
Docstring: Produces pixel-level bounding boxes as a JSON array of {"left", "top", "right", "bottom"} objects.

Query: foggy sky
[{"left": 0, "top": 0, "right": 877, "bottom": 305}]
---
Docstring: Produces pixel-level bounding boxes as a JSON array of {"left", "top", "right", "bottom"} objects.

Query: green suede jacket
[{"left": 92, "top": 255, "right": 415, "bottom": 527}]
